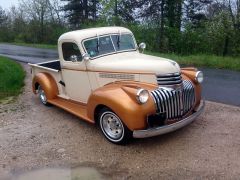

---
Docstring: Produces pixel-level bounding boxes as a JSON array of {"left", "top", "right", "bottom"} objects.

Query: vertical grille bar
[{"left": 150, "top": 80, "right": 195, "bottom": 120}]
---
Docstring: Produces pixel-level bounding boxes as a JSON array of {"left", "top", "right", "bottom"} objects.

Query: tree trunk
[
  {"left": 159, "top": 0, "right": 165, "bottom": 51},
  {"left": 176, "top": 0, "right": 182, "bottom": 31},
  {"left": 223, "top": 35, "right": 229, "bottom": 56},
  {"left": 114, "top": 0, "right": 118, "bottom": 25},
  {"left": 40, "top": 5, "right": 44, "bottom": 43},
  {"left": 83, "top": 0, "right": 88, "bottom": 21},
  {"left": 93, "top": 0, "right": 97, "bottom": 21}
]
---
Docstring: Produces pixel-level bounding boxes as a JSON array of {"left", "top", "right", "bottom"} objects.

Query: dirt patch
[{"left": 1, "top": 64, "right": 240, "bottom": 180}]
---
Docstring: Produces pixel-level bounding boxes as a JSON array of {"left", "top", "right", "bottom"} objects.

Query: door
[{"left": 60, "top": 42, "right": 92, "bottom": 103}]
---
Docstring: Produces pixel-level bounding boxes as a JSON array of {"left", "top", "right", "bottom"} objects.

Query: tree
[
  {"left": 62, "top": 0, "right": 99, "bottom": 28},
  {"left": 19, "top": 0, "right": 52, "bottom": 42},
  {"left": 184, "top": 0, "right": 212, "bottom": 27},
  {"left": 0, "top": 7, "right": 7, "bottom": 26},
  {"left": 0, "top": 7, "right": 12, "bottom": 42}
]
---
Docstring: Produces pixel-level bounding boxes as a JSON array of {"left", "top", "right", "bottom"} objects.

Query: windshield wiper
[
  {"left": 96, "top": 41, "right": 99, "bottom": 52},
  {"left": 117, "top": 35, "right": 120, "bottom": 48},
  {"left": 96, "top": 38, "right": 99, "bottom": 53}
]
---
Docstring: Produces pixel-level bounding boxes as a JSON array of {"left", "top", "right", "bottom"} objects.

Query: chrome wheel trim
[
  {"left": 100, "top": 111, "right": 124, "bottom": 142},
  {"left": 38, "top": 86, "right": 47, "bottom": 104}
]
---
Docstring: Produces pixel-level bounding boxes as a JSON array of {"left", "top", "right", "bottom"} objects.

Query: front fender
[
  {"left": 87, "top": 83, "right": 156, "bottom": 131},
  {"left": 181, "top": 68, "right": 202, "bottom": 108}
]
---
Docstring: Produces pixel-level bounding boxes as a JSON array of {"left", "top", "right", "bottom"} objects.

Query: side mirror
[
  {"left": 83, "top": 53, "right": 90, "bottom": 61},
  {"left": 139, "top": 42, "right": 146, "bottom": 53}
]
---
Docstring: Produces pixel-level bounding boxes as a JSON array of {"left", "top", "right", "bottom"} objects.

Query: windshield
[{"left": 83, "top": 33, "right": 136, "bottom": 58}]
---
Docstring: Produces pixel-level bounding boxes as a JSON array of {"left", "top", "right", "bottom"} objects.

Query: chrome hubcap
[
  {"left": 101, "top": 112, "right": 124, "bottom": 140},
  {"left": 38, "top": 86, "right": 47, "bottom": 104}
]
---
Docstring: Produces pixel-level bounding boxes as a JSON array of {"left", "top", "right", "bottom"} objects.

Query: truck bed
[
  {"left": 38, "top": 60, "right": 61, "bottom": 71},
  {"left": 29, "top": 60, "right": 61, "bottom": 73}
]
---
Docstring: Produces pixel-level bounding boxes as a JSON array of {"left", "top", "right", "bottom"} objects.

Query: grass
[
  {"left": 0, "top": 56, "right": 25, "bottom": 101},
  {"left": 1, "top": 42, "right": 240, "bottom": 71},
  {"left": 146, "top": 51, "right": 240, "bottom": 72},
  {"left": 3, "top": 42, "right": 57, "bottom": 50}
]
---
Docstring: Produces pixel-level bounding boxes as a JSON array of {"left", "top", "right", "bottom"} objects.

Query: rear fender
[{"left": 32, "top": 72, "right": 59, "bottom": 100}]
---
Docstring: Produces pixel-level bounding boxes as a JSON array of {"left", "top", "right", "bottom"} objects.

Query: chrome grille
[
  {"left": 151, "top": 80, "right": 195, "bottom": 119},
  {"left": 156, "top": 73, "right": 182, "bottom": 85}
]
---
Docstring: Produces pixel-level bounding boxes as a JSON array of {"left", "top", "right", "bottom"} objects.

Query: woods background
[{"left": 0, "top": 0, "right": 240, "bottom": 57}]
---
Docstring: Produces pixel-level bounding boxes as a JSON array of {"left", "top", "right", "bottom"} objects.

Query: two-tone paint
[{"left": 29, "top": 27, "right": 204, "bottom": 143}]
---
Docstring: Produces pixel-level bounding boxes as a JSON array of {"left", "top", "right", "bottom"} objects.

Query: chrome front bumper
[{"left": 133, "top": 100, "right": 205, "bottom": 138}]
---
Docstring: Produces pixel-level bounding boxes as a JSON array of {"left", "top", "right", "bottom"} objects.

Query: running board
[{"left": 48, "top": 98, "right": 94, "bottom": 123}]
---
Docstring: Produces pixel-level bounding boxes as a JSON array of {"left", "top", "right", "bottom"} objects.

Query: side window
[{"left": 62, "top": 42, "right": 82, "bottom": 62}]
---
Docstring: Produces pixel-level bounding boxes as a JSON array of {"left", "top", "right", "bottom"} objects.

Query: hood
[{"left": 87, "top": 51, "right": 180, "bottom": 74}]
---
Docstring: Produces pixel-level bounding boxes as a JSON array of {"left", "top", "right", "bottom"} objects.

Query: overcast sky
[{"left": 0, "top": 0, "right": 19, "bottom": 9}]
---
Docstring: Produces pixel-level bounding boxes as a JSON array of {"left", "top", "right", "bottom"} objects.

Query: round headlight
[
  {"left": 195, "top": 71, "right": 204, "bottom": 83},
  {"left": 136, "top": 89, "right": 149, "bottom": 104}
]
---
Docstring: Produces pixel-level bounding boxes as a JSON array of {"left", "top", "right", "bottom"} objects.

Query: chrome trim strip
[
  {"left": 156, "top": 72, "right": 181, "bottom": 77},
  {"left": 156, "top": 73, "right": 182, "bottom": 86},
  {"left": 133, "top": 100, "right": 205, "bottom": 138},
  {"left": 157, "top": 80, "right": 183, "bottom": 85},
  {"left": 28, "top": 63, "right": 59, "bottom": 73},
  {"left": 156, "top": 76, "right": 182, "bottom": 81}
]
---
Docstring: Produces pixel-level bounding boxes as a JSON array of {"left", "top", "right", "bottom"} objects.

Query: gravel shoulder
[{"left": 0, "top": 64, "right": 240, "bottom": 180}]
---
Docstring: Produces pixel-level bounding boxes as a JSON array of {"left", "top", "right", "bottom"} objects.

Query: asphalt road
[
  {"left": 0, "top": 43, "right": 239, "bottom": 106},
  {"left": 0, "top": 44, "right": 57, "bottom": 63}
]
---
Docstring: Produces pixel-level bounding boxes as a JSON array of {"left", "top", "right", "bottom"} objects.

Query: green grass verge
[
  {"left": 3, "top": 42, "right": 57, "bottom": 50},
  {"left": 0, "top": 56, "right": 25, "bottom": 101},
  {"left": 146, "top": 51, "right": 240, "bottom": 71},
  {"left": 1, "top": 42, "right": 240, "bottom": 71}
]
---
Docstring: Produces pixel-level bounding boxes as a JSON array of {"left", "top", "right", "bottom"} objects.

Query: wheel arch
[
  {"left": 94, "top": 104, "right": 109, "bottom": 123},
  {"left": 32, "top": 72, "right": 59, "bottom": 100},
  {"left": 87, "top": 84, "right": 156, "bottom": 131}
]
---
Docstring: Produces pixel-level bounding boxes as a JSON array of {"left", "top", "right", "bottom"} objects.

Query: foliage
[
  {"left": 0, "top": 0, "right": 240, "bottom": 58},
  {"left": 0, "top": 56, "right": 25, "bottom": 100},
  {"left": 146, "top": 51, "right": 240, "bottom": 72},
  {"left": 62, "top": 0, "right": 99, "bottom": 29}
]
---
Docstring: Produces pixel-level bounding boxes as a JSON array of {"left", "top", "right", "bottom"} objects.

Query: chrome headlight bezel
[
  {"left": 195, "top": 71, "right": 204, "bottom": 83},
  {"left": 136, "top": 89, "right": 149, "bottom": 104}
]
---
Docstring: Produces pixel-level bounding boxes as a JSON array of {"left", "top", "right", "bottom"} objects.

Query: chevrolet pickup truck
[{"left": 29, "top": 27, "right": 204, "bottom": 144}]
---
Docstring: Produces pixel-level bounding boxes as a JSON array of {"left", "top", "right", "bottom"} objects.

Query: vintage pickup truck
[{"left": 30, "top": 27, "right": 204, "bottom": 144}]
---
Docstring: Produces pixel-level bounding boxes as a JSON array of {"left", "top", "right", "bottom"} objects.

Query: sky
[{"left": 0, "top": 0, "right": 19, "bottom": 9}]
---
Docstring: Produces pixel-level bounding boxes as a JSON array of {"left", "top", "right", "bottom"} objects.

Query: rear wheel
[
  {"left": 98, "top": 108, "right": 132, "bottom": 145},
  {"left": 38, "top": 85, "right": 50, "bottom": 106}
]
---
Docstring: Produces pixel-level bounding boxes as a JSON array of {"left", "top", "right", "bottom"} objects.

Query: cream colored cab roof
[{"left": 58, "top": 26, "right": 133, "bottom": 44}]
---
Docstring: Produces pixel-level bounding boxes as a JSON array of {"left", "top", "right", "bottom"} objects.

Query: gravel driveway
[{"left": 0, "top": 64, "right": 240, "bottom": 180}]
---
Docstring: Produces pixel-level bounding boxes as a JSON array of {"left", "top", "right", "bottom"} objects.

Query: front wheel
[{"left": 98, "top": 108, "right": 132, "bottom": 145}]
